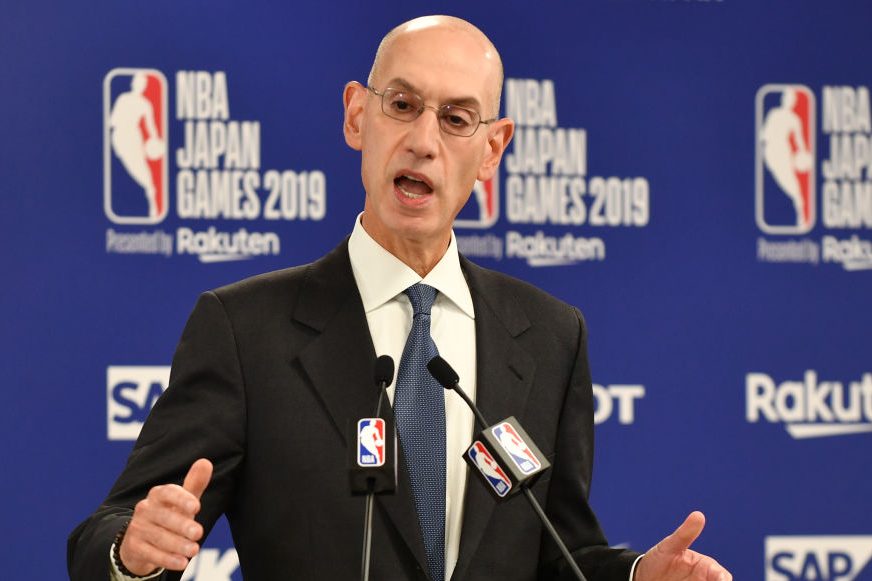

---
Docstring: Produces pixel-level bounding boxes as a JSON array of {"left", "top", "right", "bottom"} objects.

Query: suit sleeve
[
  {"left": 67, "top": 291, "right": 247, "bottom": 581},
  {"left": 538, "top": 307, "right": 641, "bottom": 581}
]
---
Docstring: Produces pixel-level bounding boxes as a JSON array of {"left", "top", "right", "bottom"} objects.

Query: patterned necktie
[{"left": 394, "top": 283, "right": 446, "bottom": 581}]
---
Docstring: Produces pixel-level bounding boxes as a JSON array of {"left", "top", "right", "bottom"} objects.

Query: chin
[{"left": 392, "top": 216, "right": 447, "bottom": 242}]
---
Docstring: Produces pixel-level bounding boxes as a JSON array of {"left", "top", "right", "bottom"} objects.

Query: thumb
[
  {"left": 658, "top": 511, "right": 705, "bottom": 554},
  {"left": 183, "top": 458, "right": 213, "bottom": 499}
]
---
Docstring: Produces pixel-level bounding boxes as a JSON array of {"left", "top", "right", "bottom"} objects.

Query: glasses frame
[{"left": 367, "top": 86, "right": 496, "bottom": 137}]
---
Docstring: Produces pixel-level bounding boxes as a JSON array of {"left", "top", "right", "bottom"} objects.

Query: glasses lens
[
  {"left": 439, "top": 105, "right": 480, "bottom": 136},
  {"left": 382, "top": 89, "right": 422, "bottom": 121}
]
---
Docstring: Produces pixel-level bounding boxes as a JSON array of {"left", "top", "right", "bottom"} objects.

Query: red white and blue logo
[
  {"left": 492, "top": 422, "right": 541, "bottom": 475},
  {"left": 455, "top": 176, "right": 499, "bottom": 228},
  {"left": 104, "top": 68, "right": 169, "bottom": 225},
  {"left": 467, "top": 440, "right": 512, "bottom": 497},
  {"left": 356, "top": 418, "right": 386, "bottom": 467},
  {"left": 756, "top": 84, "right": 816, "bottom": 234}
]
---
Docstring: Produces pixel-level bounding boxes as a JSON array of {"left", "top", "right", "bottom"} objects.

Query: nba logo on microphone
[
  {"left": 104, "top": 68, "right": 169, "bottom": 225},
  {"left": 492, "top": 422, "right": 541, "bottom": 475},
  {"left": 756, "top": 84, "right": 816, "bottom": 234},
  {"left": 356, "top": 418, "right": 386, "bottom": 467},
  {"left": 467, "top": 441, "right": 512, "bottom": 497},
  {"left": 455, "top": 176, "right": 499, "bottom": 228}
]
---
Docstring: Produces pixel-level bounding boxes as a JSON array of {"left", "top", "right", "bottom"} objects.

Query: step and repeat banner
[{"left": 3, "top": 1, "right": 871, "bottom": 579}]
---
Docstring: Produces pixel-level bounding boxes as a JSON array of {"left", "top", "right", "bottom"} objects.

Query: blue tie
[{"left": 394, "top": 283, "right": 446, "bottom": 581}]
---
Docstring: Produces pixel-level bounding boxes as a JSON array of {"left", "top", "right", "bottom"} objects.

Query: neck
[{"left": 360, "top": 215, "right": 449, "bottom": 277}]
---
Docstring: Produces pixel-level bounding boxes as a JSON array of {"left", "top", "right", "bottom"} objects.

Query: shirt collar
[{"left": 348, "top": 213, "right": 474, "bottom": 318}]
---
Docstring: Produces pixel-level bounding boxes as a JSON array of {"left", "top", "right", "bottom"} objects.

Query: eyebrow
[{"left": 385, "top": 77, "right": 482, "bottom": 111}]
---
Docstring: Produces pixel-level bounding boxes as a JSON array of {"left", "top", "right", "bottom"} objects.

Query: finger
[
  {"left": 132, "top": 497, "right": 201, "bottom": 543},
  {"left": 183, "top": 458, "right": 213, "bottom": 500},
  {"left": 658, "top": 510, "right": 706, "bottom": 554},
  {"left": 121, "top": 525, "right": 195, "bottom": 572},
  {"left": 147, "top": 501, "right": 205, "bottom": 541},
  {"left": 149, "top": 484, "right": 200, "bottom": 516},
  {"left": 133, "top": 518, "right": 201, "bottom": 559},
  {"left": 697, "top": 556, "right": 732, "bottom": 581}
]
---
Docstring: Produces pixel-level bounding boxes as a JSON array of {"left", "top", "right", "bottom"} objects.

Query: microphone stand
[
  {"left": 360, "top": 359, "right": 393, "bottom": 581},
  {"left": 428, "top": 357, "right": 587, "bottom": 581}
]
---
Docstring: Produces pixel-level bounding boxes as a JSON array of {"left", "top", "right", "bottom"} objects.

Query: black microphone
[
  {"left": 351, "top": 355, "right": 397, "bottom": 581},
  {"left": 349, "top": 356, "right": 397, "bottom": 495},
  {"left": 372, "top": 354, "right": 394, "bottom": 417},
  {"left": 427, "top": 356, "right": 488, "bottom": 428},
  {"left": 427, "top": 356, "right": 550, "bottom": 492},
  {"left": 427, "top": 356, "right": 587, "bottom": 581}
]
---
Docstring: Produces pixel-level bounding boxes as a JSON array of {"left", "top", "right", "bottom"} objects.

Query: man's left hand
[{"left": 634, "top": 511, "right": 732, "bottom": 581}]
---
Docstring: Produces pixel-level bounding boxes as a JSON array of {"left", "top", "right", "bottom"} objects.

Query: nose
[{"left": 403, "top": 106, "right": 441, "bottom": 159}]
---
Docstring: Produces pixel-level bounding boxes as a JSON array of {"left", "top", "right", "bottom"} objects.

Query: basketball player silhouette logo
[
  {"left": 357, "top": 419, "right": 385, "bottom": 466},
  {"left": 104, "top": 68, "right": 168, "bottom": 224},
  {"left": 468, "top": 441, "right": 511, "bottom": 496},
  {"left": 756, "top": 85, "right": 816, "bottom": 234},
  {"left": 454, "top": 177, "right": 499, "bottom": 228}
]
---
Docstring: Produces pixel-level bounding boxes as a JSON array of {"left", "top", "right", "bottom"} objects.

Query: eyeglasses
[{"left": 367, "top": 86, "right": 495, "bottom": 137}]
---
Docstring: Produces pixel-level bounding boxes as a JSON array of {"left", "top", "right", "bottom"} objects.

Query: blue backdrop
[{"left": 3, "top": 1, "right": 871, "bottom": 579}]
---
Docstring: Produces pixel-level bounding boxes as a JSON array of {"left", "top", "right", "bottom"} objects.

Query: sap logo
[
  {"left": 746, "top": 371, "right": 872, "bottom": 439},
  {"left": 106, "top": 366, "right": 170, "bottom": 441},
  {"left": 181, "top": 548, "right": 240, "bottom": 581},
  {"left": 593, "top": 384, "right": 645, "bottom": 425},
  {"left": 766, "top": 536, "right": 872, "bottom": 581}
]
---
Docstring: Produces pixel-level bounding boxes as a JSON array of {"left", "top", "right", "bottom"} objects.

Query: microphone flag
[{"left": 463, "top": 416, "right": 550, "bottom": 501}]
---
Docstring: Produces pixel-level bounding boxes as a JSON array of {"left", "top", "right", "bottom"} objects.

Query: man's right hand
[{"left": 118, "top": 458, "right": 213, "bottom": 575}]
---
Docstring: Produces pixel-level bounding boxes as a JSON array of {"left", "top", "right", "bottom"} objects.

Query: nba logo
[
  {"left": 756, "top": 84, "right": 816, "bottom": 234},
  {"left": 492, "top": 422, "right": 541, "bottom": 475},
  {"left": 467, "top": 441, "right": 512, "bottom": 497},
  {"left": 455, "top": 175, "right": 499, "bottom": 228},
  {"left": 104, "top": 68, "right": 169, "bottom": 225},
  {"left": 357, "top": 418, "right": 386, "bottom": 467}
]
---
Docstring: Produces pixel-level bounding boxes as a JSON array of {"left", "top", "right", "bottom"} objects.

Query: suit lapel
[
  {"left": 294, "top": 242, "right": 375, "bottom": 438},
  {"left": 292, "top": 241, "right": 429, "bottom": 575},
  {"left": 452, "top": 258, "right": 536, "bottom": 581}
]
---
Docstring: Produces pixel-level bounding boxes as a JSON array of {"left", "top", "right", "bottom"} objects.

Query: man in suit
[{"left": 69, "top": 15, "right": 732, "bottom": 581}]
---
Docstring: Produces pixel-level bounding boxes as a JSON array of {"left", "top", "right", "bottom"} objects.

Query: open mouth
[{"left": 394, "top": 174, "right": 434, "bottom": 199}]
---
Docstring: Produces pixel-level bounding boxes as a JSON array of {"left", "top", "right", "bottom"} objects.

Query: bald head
[{"left": 367, "top": 15, "right": 504, "bottom": 118}]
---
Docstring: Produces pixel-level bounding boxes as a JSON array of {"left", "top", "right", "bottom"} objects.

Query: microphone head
[
  {"left": 373, "top": 355, "right": 395, "bottom": 387},
  {"left": 427, "top": 356, "right": 459, "bottom": 389}
]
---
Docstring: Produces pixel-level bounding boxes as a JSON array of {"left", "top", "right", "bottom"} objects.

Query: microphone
[
  {"left": 427, "top": 356, "right": 550, "bottom": 493},
  {"left": 427, "top": 356, "right": 587, "bottom": 581},
  {"left": 427, "top": 356, "right": 487, "bottom": 428},
  {"left": 372, "top": 354, "right": 394, "bottom": 417},
  {"left": 349, "top": 356, "right": 397, "bottom": 495},
  {"left": 351, "top": 355, "right": 397, "bottom": 581}
]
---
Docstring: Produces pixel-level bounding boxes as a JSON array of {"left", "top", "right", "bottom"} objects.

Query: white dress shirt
[{"left": 348, "top": 214, "right": 477, "bottom": 580}]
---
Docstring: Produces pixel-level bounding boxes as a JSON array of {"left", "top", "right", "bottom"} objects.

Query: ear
[
  {"left": 343, "top": 81, "right": 367, "bottom": 151},
  {"left": 477, "top": 118, "right": 514, "bottom": 182}
]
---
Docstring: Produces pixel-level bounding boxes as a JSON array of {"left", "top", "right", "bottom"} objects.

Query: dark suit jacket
[{"left": 68, "top": 240, "right": 639, "bottom": 580}]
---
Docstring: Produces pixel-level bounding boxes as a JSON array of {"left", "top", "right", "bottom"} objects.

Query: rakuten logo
[{"left": 746, "top": 371, "right": 872, "bottom": 439}]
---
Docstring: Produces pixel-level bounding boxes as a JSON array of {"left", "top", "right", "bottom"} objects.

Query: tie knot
[{"left": 404, "top": 283, "right": 437, "bottom": 316}]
